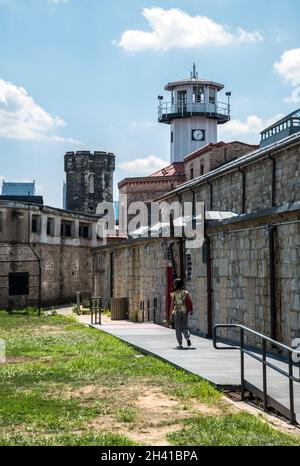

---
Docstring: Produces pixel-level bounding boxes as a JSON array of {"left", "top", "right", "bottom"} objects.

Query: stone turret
[{"left": 64, "top": 151, "right": 115, "bottom": 214}]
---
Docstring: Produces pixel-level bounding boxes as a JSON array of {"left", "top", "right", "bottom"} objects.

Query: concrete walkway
[{"left": 60, "top": 310, "right": 300, "bottom": 423}]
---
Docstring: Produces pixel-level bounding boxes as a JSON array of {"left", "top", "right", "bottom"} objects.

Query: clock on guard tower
[{"left": 192, "top": 129, "right": 205, "bottom": 141}]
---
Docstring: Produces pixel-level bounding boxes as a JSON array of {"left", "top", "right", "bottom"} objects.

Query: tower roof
[
  {"left": 164, "top": 63, "right": 224, "bottom": 92},
  {"left": 165, "top": 79, "right": 224, "bottom": 92}
]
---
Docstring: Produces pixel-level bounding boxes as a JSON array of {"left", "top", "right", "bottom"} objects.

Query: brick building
[
  {"left": 184, "top": 141, "right": 258, "bottom": 181},
  {"left": 118, "top": 162, "right": 185, "bottom": 207}
]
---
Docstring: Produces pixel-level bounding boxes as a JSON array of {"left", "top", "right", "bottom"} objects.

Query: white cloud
[
  {"left": 274, "top": 48, "right": 300, "bottom": 104},
  {"left": 119, "top": 155, "right": 168, "bottom": 174},
  {"left": 220, "top": 114, "right": 283, "bottom": 138},
  {"left": 0, "top": 79, "right": 79, "bottom": 143},
  {"left": 116, "top": 8, "right": 263, "bottom": 52},
  {"left": 48, "top": 0, "right": 68, "bottom": 3}
]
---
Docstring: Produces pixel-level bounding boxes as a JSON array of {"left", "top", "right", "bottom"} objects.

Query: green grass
[
  {"left": 168, "top": 412, "right": 300, "bottom": 446},
  {"left": 0, "top": 432, "right": 136, "bottom": 446},
  {"left": 0, "top": 310, "right": 299, "bottom": 446}
]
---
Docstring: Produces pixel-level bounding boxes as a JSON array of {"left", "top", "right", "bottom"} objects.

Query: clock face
[{"left": 192, "top": 129, "right": 205, "bottom": 141}]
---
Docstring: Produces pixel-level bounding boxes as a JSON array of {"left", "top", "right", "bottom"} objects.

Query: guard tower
[{"left": 158, "top": 64, "right": 231, "bottom": 163}]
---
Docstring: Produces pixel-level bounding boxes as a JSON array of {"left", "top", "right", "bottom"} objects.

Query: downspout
[
  {"left": 269, "top": 154, "right": 276, "bottom": 207},
  {"left": 205, "top": 231, "right": 213, "bottom": 339},
  {"left": 206, "top": 179, "right": 213, "bottom": 210},
  {"left": 175, "top": 192, "right": 185, "bottom": 283},
  {"left": 189, "top": 186, "right": 212, "bottom": 337},
  {"left": 109, "top": 251, "right": 114, "bottom": 299},
  {"left": 189, "top": 187, "right": 196, "bottom": 230},
  {"left": 238, "top": 167, "right": 246, "bottom": 214},
  {"left": 27, "top": 203, "right": 42, "bottom": 315},
  {"left": 268, "top": 225, "right": 277, "bottom": 340}
]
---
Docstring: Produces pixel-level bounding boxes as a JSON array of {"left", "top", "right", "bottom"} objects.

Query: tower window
[
  {"left": 88, "top": 174, "right": 95, "bottom": 195},
  {"left": 190, "top": 166, "right": 194, "bottom": 180},
  {"left": 177, "top": 90, "right": 187, "bottom": 106},
  {"left": 171, "top": 131, "right": 174, "bottom": 143},
  {"left": 209, "top": 87, "right": 216, "bottom": 104},
  {"left": 200, "top": 164, "right": 204, "bottom": 176},
  {"left": 193, "top": 85, "right": 204, "bottom": 103}
]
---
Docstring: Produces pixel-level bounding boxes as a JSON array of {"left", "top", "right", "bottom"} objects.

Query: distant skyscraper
[
  {"left": 2, "top": 180, "right": 36, "bottom": 196},
  {"left": 63, "top": 181, "right": 67, "bottom": 210}
]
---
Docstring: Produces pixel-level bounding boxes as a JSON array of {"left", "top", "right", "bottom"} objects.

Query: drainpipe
[
  {"left": 206, "top": 180, "right": 213, "bottom": 210},
  {"left": 269, "top": 154, "right": 276, "bottom": 207},
  {"left": 175, "top": 192, "right": 185, "bottom": 283},
  {"left": 27, "top": 203, "right": 42, "bottom": 315},
  {"left": 268, "top": 225, "right": 277, "bottom": 340},
  {"left": 109, "top": 251, "right": 114, "bottom": 299},
  {"left": 238, "top": 167, "right": 246, "bottom": 214},
  {"left": 205, "top": 231, "right": 213, "bottom": 339},
  {"left": 189, "top": 187, "right": 196, "bottom": 230}
]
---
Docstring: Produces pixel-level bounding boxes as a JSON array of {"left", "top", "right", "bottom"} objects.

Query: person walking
[{"left": 170, "top": 278, "right": 193, "bottom": 349}]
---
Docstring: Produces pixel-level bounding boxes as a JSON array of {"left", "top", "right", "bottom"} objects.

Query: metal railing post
[
  {"left": 288, "top": 352, "right": 296, "bottom": 424},
  {"left": 214, "top": 323, "right": 300, "bottom": 424},
  {"left": 262, "top": 339, "right": 268, "bottom": 412},
  {"left": 240, "top": 328, "right": 245, "bottom": 401}
]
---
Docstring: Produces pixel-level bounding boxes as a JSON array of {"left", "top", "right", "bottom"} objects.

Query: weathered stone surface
[{"left": 65, "top": 151, "right": 115, "bottom": 214}]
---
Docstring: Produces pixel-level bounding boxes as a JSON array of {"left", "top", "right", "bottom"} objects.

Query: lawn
[{"left": 0, "top": 311, "right": 299, "bottom": 446}]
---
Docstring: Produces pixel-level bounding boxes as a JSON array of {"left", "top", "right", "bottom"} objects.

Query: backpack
[{"left": 172, "top": 290, "right": 193, "bottom": 314}]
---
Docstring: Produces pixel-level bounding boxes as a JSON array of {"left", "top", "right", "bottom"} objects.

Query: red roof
[{"left": 150, "top": 162, "right": 185, "bottom": 177}]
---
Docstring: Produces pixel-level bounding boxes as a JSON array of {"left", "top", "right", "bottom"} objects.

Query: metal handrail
[{"left": 213, "top": 324, "right": 300, "bottom": 424}]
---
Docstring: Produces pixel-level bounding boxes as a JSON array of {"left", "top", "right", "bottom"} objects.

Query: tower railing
[{"left": 158, "top": 101, "right": 230, "bottom": 122}]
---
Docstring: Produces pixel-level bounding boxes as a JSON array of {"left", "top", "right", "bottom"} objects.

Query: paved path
[
  {"left": 58, "top": 309, "right": 300, "bottom": 423},
  {"left": 87, "top": 318, "right": 300, "bottom": 423}
]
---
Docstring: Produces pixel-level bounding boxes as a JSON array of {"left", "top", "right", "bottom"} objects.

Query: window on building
[
  {"left": 171, "top": 91, "right": 175, "bottom": 105},
  {"left": 61, "top": 220, "right": 73, "bottom": 237},
  {"left": 193, "top": 85, "right": 204, "bottom": 103},
  {"left": 200, "top": 164, "right": 204, "bottom": 176},
  {"left": 88, "top": 174, "right": 95, "bottom": 195},
  {"left": 209, "top": 87, "right": 216, "bottom": 104},
  {"left": 79, "top": 223, "right": 91, "bottom": 239},
  {"left": 31, "top": 215, "right": 41, "bottom": 234},
  {"left": 0, "top": 211, "right": 3, "bottom": 232},
  {"left": 190, "top": 166, "right": 194, "bottom": 180},
  {"left": 171, "top": 131, "right": 174, "bottom": 143},
  {"left": 177, "top": 90, "right": 187, "bottom": 107},
  {"left": 47, "top": 218, "right": 55, "bottom": 236},
  {"left": 9, "top": 272, "right": 29, "bottom": 296}
]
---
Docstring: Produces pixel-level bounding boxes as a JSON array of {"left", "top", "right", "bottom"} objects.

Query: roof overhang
[{"left": 165, "top": 79, "right": 224, "bottom": 92}]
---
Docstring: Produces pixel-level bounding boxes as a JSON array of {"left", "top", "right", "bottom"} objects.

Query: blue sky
[{"left": 0, "top": 0, "right": 299, "bottom": 206}]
